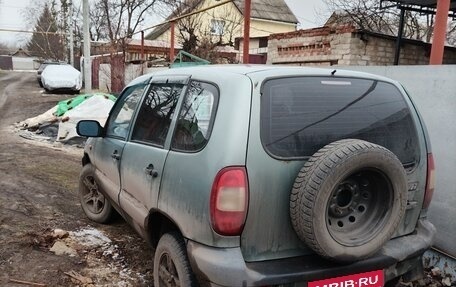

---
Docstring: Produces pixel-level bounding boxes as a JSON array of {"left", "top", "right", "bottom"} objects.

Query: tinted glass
[
  {"left": 172, "top": 81, "right": 218, "bottom": 151},
  {"left": 105, "top": 84, "right": 145, "bottom": 139},
  {"left": 131, "top": 83, "right": 183, "bottom": 146},
  {"left": 261, "top": 77, "right": 419, "bottom": 164}
]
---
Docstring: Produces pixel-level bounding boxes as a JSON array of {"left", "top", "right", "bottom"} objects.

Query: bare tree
[
  {"left": 160, "top": 0, "right": 203, "bottom": 53},
  {"left": 159, "top": 0, "right": 242, "bottom": 59},
  {"left": 204, "top": 3, "right": 242, "bottom": 47},
  {"left": 90, "top": 0, "right": 159, "bottom": 44},
  {"left": 89, "top": 2, "right": 109, "bottom": 41},
  {"left": 448, "top": 22, "right": 456, "bottom": 46},
  {"left": 74, "top": 0, "right": 161, "bottom": 92},
  {"left": 320, "top": 0, "right": 438, "bottom": 42},
  {"left": 320, "top": 0, "right": 395, "bottom": 34}
]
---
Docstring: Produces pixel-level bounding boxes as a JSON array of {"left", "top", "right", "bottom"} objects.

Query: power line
[
  {"left": 1, "top": 5, "right": 29, "bottom": 9},
  {"left": 295, "top": 15, "right": 319, "bottom": 25},
  {"left": 0, "top": 28, "right": 67, "bottom": 35},
  {"left": 0, "top": 24, "right": 28, "bottom": 28}
]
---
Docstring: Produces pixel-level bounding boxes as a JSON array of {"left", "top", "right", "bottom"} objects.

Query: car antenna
[{"left": 331, "top": 70, "right": 337, "bottom": 76}]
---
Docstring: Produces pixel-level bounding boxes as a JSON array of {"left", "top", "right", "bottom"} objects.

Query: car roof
[
  {"left": 41, "top": 64, "right": 78, "bottom": 74},
  {"left": 126, "top": 65, "right": 398, "bottom": 88}
]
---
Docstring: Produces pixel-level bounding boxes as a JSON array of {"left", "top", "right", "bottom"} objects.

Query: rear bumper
[{"left": 187, "top": 219, "right": 436, "bottom": 287}]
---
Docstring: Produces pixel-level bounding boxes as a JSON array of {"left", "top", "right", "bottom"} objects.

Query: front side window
[
  {"left": 172, "top": 81, "right": 218, "bottom": 152},
  {"left": 131, "top": 83, "right": 183, "bottom": 146},
  {"left": 105, "top": 84, "right": 145, "bottom": 139},
  {"left": 261, "top": 77, "right": 419, "bottom": 164}
]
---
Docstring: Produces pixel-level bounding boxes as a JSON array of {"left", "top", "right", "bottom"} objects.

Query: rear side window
[
  {"left": 171, "top": 81, "right": 218, "bottom": 152},
  {"left": 261, "top": 77, "right": 419, "bottom": 164}
]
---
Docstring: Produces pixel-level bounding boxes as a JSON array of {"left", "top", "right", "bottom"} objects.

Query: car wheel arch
[
  {"left": 145, "top": 210, "right": 182, "bottom": 248},
  {"left": 82, "top": 152, "right": 91, "bottom": 166}
]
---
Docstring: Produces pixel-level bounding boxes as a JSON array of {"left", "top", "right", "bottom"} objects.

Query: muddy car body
[{"left": 77, "top": 65, "right": 436, "bottom": 286}]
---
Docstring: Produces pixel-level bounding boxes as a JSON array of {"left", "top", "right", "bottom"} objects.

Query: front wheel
[
  {"left": 78, "top": 164, "right": 114, "bottom": 223},
  {"left": 154, "top": 232, "right": 197, "bottom": 287}
]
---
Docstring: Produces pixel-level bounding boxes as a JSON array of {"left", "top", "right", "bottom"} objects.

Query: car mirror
[{"left": 76, "top": 120, "right": 103, "bottom": 137}]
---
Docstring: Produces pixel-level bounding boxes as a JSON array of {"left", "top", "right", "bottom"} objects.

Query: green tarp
[
  {"left": 56, "top": 93, "right": 116, "bottom": 117},
  {"left": 170, "top": 51, "right": 211, "bottom": 68}
]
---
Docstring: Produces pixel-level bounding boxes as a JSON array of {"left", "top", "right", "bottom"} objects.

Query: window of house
[
  {"left": 131, "top": 83, "right": 184, "bottom": 147},
  {"left": 259, "top": 37, "right": 268, "bottom": 48},
  {"left": 105, "top": 84, "right": 145, "bottom": 139},
  {"left": 211, "top": 19, "right": 225, "bottom": 36},
  {"left": 171, "top": 81, "right": 218, "bottom": 152}
]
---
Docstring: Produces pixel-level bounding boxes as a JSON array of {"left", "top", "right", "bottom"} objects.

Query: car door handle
[
  {"left": 111, "top": 151, "right": 121, "bottom": 160},
  {"left": 144, "top": 164, "right": 159, "bottom": 178}
]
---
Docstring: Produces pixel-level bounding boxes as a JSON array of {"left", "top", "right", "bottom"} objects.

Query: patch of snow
[
  {"left": 51, "top": 226, "right": 146, "bottom": 285},
  {"left": 71, "top": 227, "right": 112, "bottom": 248}
]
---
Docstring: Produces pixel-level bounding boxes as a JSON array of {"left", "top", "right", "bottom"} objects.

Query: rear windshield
[{"left": 260, "top": 77, "right": 419, "bottom": 164}]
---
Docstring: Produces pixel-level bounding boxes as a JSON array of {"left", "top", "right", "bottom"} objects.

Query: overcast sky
[{"left": 0, "top": 0, "right": 329, "bottom": 48}]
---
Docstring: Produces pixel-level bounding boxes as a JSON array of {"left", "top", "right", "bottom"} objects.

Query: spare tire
[{"left": 290, "top": 139, "right": 407, "bottom": 262}]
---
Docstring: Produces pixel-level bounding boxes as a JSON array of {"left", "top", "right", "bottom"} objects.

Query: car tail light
[
  {"left": 210, "top": 167, "right": 249, "bottom": 236},
  {"left": 423, "top": 153, "right": 435, "bottom": 209}
]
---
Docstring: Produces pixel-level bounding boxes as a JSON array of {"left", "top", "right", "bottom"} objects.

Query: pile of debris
[{"left": 16, "top": 93, "right": 116, "bottom": 146}]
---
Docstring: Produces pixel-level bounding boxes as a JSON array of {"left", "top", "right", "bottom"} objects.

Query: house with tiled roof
[{"left": 146, "top": 0, "right": 298, "bottom": 57}]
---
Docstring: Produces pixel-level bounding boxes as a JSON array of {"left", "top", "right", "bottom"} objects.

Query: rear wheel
[
  {"left": 79, "top": 164, "right": 114, "bottom": 223},
  {"left": 154, "top": 232, "right": 197, "bottom": 287},
  {"left": 290, "top": 139, "right": 407, "bottom": 262}
]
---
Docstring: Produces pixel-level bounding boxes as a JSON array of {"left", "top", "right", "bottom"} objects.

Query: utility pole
[
  {"left": 430, "top": 0, "right": 451, "bottom": 65},
  {"left": 394, "top": 7, "right": 405, "bottom": 66},
  {"left": 170, "top": 21, "right": 175, "bottom": 63},
  {"left": 83, "top": 0, "right": 91, "bottom": 92},
  {"left": 69, "top": 0, "right": 74, "bottom": 67},
  {"left": 141, "top": 31, "right": 144, "bottom": 74},
  {"left": 63, "top": 1, "right": 68, "bottom": 63},
  {"left": 242, "top": 0, "right": 251, "bottom": 64}
]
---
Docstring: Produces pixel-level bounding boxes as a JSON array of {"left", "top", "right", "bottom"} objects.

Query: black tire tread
[
  {"left": 290, "top": 139, "right": 407, "bottom": 261},
  {"left": 78, "top": 163, "right": 114, "bottom": 224},
  {"left": 154, "top": 232, "right": 197, "bottom": 287}
]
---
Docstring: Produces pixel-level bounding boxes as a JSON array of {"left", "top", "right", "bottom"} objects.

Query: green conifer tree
[{"left": 27, "top": 3, "right": 64, "bottom": 60}]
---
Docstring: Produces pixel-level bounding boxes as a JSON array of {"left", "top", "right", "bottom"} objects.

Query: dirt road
[{"left": 0, "top": 71, "right": 153, "bottom": 286}]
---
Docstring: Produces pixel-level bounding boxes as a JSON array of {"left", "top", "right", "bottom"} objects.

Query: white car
[{"left": 41, "top": 64, "right": 82, "bottom": 94}]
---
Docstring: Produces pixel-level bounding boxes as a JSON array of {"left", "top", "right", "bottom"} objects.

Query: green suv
[{"left": 77, "top": 65, "right": 436, "bottom": 287}]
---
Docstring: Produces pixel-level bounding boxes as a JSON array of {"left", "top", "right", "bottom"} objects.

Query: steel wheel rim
[
  {"left": 326, "top": 168, "right": 394, "bottom": 247},
  {"left": 81, "top": 175, "right": 106, "bottom": 215},
  {"left": 158, "top": 252, "right": 180, "bottom": 287}
]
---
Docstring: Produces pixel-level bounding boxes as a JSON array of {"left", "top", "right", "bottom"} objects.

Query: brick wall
[{"left": 267, "top": 26, "right": 456, "bottom": 66}]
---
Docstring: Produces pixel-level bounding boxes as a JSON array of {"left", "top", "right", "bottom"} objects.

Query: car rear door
[
  {"left": 242, "top": 74, "right": 427, "bottom": 262},
  {"left": 90, "top": 84, "right": 146, "bottom": 208},
  {"left": 118, "top": 76, "right": 189, "bottom": 233}
]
